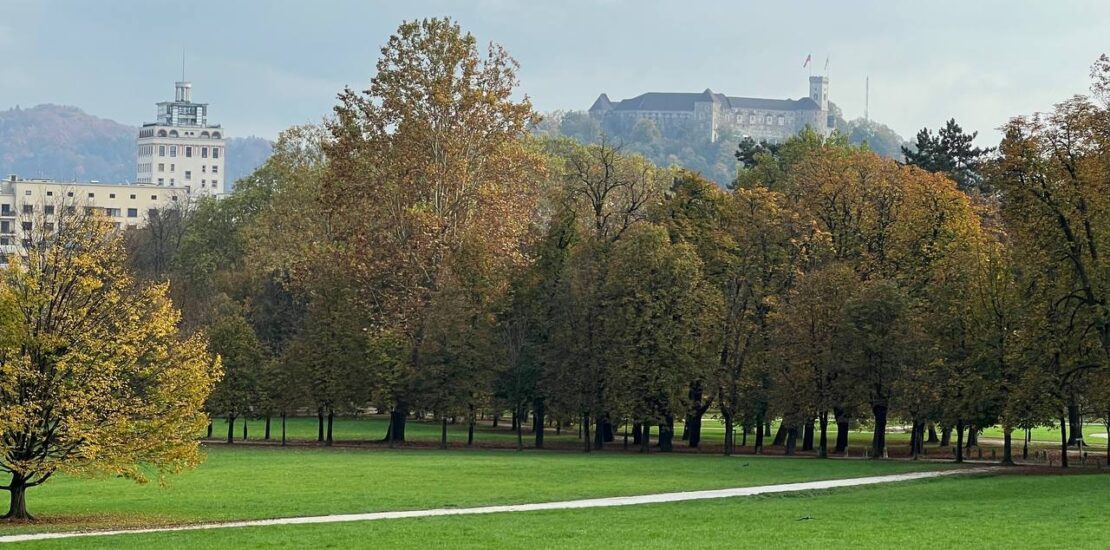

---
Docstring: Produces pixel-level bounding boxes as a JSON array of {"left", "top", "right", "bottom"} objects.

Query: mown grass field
[
  {"left": 11, "top": 469, "right": 1109, "bottom": 549},
  {"left": 213, "top": 415, "right": 1108, "bottom": 456},
  {"left": 0, "top": 445, "right": 955, "bottom": 536}
]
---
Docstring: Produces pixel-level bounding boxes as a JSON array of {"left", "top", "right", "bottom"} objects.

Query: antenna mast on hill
[{"left": 865, "top": 76, "right": 870, "bottom": 122}]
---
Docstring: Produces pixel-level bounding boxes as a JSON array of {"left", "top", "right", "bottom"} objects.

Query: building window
[
  {"left": 778, "top": 116, "right": 785, "bottom": 126},
  {"left": 212, "top": 179, "right": 218, "bottom": 187},
  {"left": 185, "top": 171, "right": 192, "bottom": 181},
  {"left": 44, "top": 205, "right": 54, "bottom": 215},
  {"left": 765, "top": 115, "right": 773, "bottom": 124},
  {"left": 202, "top": 166, "right": 207, "bottom": 173},
  {"left": 749, "top": 115, "right": 757, "bottom": 123},
  {"left": 158, "top": 178, "right": 165, "bottom": 185},
  {"left": 106, "top": 208, "right": 120, "bottom": 217},
  {"left": 45, "top": 191, "right": 52, "bottom": 197},
  {"left": 110, "top": 193, "right": 116, "bottom": 199},
  {"left": 170, "top": 164, "right": 175, "bottom": 172},
  {"left": 171, "top": 196, "right": 178, "bottom": 201},
  {"left": 158, "top": 163, "right": 165, "bottom": 172},
  {"left": 130, "top": 194, "right": 136, "bottom": 200},
  {"left": 21, "top": 222, "right": 32, "bottom": 231},
  {"left": 202, "top": 147, "right": 208, "bottom": 158},
  {"left": 159, "top": 145, "right": 166, "bottom": 156},
  {"left": 88, "top": 192, "right": 95, "bottom": 198},
  {"left": 127, "top": 208, "right": 138, "bottom": 218},
  {"left": 185, "top": 146, "right": 192, "bottom": 158},
  {"left": 170, "top": 146, "right": 177, "bottom": 158},
  {"left": 212, "top": 165, "right": 218, "bottom": 174},
  {"left": 23, "top": 190, "right": 31, "bottom": 196},
  {"left": 22, "top": 205, "right": 32, "bottom": 214},
  {"left": 212, "top": 148, "right": 220, "bottom": 159},
  {"left": 67, "top": 192, "right": 73, "bottom": 197},
  {"left": 170, "top": 178, "right": 175, "bottom": 185},
  {"left": 151, "top": 195, "right": 157, "bottom": 200}
]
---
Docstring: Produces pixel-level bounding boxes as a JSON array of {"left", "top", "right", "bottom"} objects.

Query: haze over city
[{"left": 3, "top": 0, "right": 1109, "bottom": 142}]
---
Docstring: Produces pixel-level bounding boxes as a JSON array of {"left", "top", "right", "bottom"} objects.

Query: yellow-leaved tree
[{"left": 0, "top": 207, "right": 221, "bottom": 521}]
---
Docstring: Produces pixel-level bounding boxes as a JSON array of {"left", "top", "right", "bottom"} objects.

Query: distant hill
[
  {"left": 0, "top": 104, "right": 272, "bottom": 188},
  {"left": 534, "top": 102, "right": 907, "bottom": 187}
]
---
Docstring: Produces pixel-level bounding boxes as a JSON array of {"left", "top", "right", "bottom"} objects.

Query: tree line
[{"left": 124, "top": 20, "right": 1110, "bottom": 466}]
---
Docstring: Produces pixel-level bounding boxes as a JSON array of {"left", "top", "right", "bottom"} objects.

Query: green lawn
[
  {"left": 213, "top": 415, "right": 1108, "bottom": 455},
  {"left": 0, "top": 445, "right": 955, "bottom": 536},
  {"left": 12, "top": 471, "right": 1109, "bottom": 549}
]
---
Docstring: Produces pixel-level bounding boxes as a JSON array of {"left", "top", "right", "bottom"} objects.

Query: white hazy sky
[{"left": 2, "top": 0, "right": 1108, "bottom": 144}]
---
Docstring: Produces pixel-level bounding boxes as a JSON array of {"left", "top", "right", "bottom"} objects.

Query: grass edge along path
[{"left": 0, "top": 468, "right": 993, "bottom": 545}]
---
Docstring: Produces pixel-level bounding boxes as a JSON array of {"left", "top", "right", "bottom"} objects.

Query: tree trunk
[
  {"left": 281, "top": 413, "right": 287, "bottom": 447},
  {"left": 3, "top": 474, "right": 31, "bottom": 521},
  {"left": 632, "top": 422, "right": 643, "bottom": 445},
  {"left": 659, "top": 415, "right": 674, "bottom": 452},
  {"left": 801, "top": 419, "right": 814, "bottom": 452},
  {"left": 955, "top": 419, "right": 964, "bottom": 463},
  {"left": 511, "top": 410, "right": 518, "bottom": 432},
  {"left": 603, "top": 418, "right": 615, "bottom": 443},
  {"left": 441, "top": 416, "right": 449, "bottom": 450},
  {"left": 640, "top": 422, "right": 651, "bottom": 453},
  {"left": 834, "top": 408, "right": 849, "bottom": 454},
  {"left": 687, "top": 412, "right": 703, "bottom": 448},
  {"left": 206, "top": 421, "right": 213, "bottom": 439},
  {"left": 243, "top": 418, "right": 248, "bottom": 441},
  {"left": 785, "top": 426, "right": 798, "bottom": 456},
  {"left": 492, "top": 413, "right": 499, "bottom": 428},
  {"left": 927, "top": 423, "right": 939, "bottom": 444},
  {"left": 1002, "top": 428, "right": 1014, "bottom": 465},
  {"left": 817, "top": 411, "right": 829, "bottom": 459},
  {"left": 754, "top": 414, "right": 765, "bottom": 454},
  {"left": 871, "top": 404, "right": 888, "bottom": 459},
  {"left": 966, "top": 425, "right": 978, "bottom": 449},
  {"left": 940, "top": 426, "right": 952, "bottom": 447},
  {"left": 326, "top": 410, "right": 334, "bottom": 446},
  {"left": 227, "top": 415, "right": 236, "bottom": 444},
  {"left": 317, "top": 410, "right": 324, "bottom": 443},
  {"left": 264, "top": 416, "right": 272, "bottom": 440},
  {"left": 1058, "top": 414, "right": 1069, "bottom": 468},
  {"left": 593, "top": 416, "right": 605, "bottom": 450},
  {"left": 582, "top": 414, "right": 591, "bottom": 453},
  {"left": 534, "top": 400, "right": 545, "bottom": 449},
  {"left": 1023, "top": 428, "right": 1030, "bottom": 460},
  {"left": 516, "top": 406, "right": 524, "bottom": 452},
  {"left": 764, "top": 421, "right": 772, "bottom": 436},
  {"left": 772, "top": 423, "right": 788, "bottom": 446},
  {"left": 741, "top": 423, "right": 748, "bottom": 448},
  {"left": 386, "top": 406, "right": 408, "bottom": 444},
  {"left": 1067, "top": 404, "right": 1083, "bottom": 446},
  {"left": 467, "top": 405, "right": 476, "bottom": 447}
]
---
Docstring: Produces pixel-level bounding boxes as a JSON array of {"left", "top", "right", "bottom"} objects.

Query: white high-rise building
[{"left": 136, "top": 81, "right": 226, "bottom": 195}]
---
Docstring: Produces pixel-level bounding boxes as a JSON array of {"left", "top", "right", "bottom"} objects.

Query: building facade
[
  {"left": 589, "top": 76, "right": 833, "bottom": 143},
  {"left": 136, "top": 81, "right": 227, "bottom": 195},
  {"left": 0, "top": 174, "right": 188, "bottom": 261}
]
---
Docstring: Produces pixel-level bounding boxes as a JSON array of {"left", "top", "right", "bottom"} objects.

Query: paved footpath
[{"left": 0, "top": 467, "right": 992, "bottom": 544}]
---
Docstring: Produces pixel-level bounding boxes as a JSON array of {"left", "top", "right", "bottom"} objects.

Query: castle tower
[
  {"left": 809, "top": 75, "right": 829, "bottom": 112},
  {"left": 135, "top": 81, "right": 227, "bottom": 195}
]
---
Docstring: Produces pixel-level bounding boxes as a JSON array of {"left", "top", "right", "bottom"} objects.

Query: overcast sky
[{"left": 2, "top": 0, "right": 1108, "bottom": 144}]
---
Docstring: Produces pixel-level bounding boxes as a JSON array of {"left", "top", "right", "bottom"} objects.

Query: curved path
[{"left": 0, "top": 467, "right": 992, "bottom": 544}]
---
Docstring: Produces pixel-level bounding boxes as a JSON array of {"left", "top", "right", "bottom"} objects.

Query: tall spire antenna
[
  {"left": 181, "top": 47, "right": 186, "bottom": 82},
  {"left": 865, "top": 76, "right": 870, "bottom": 122}
]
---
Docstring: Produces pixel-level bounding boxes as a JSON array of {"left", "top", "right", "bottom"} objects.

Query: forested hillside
[{"left": 534, "top": 103, "right": 907, "bottom": 186}]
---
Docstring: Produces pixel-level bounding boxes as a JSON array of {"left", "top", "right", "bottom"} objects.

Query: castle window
[
  {"left": 765, "top": 115, "right": 773, "bottom": 125},
  {"left": 749, "top": 115, "right": 757, "bottom": 123},
  {"left": 778, "top": 116, "right": 785, "bottom": 126}
]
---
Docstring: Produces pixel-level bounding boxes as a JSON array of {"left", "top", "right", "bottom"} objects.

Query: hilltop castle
[{"left": 589, "top": 76, "right": 833, "bottom": 143}]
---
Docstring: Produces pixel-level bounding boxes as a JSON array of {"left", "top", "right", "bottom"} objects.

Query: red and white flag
[{"left": 803, "top": 54, "right": 812, "bottom": 68}]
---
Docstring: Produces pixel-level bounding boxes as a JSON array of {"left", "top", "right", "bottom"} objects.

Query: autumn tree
[
  {"left": 324, "top": 18, "right": 542, "bottom": 442},
  {"left": 206, "top": 304, "right": 265, "bottom": 443},
  {"left": 992, "top": 59, "right": 1110, "bottom": 463},
  {"left": 0, "top": 208, "right": 219, "bottom": 520}
]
